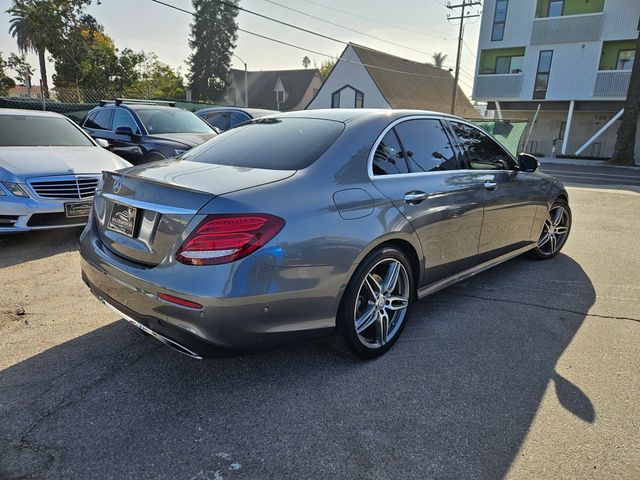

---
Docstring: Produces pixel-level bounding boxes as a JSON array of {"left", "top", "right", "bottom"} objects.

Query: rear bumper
[{"left": 79, "top": 224, "right": 340, "bottom": 358}]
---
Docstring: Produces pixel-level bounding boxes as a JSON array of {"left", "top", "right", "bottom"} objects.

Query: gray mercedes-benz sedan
[{"left": 80, "top": 109, "right": 571, "bottom": 359}]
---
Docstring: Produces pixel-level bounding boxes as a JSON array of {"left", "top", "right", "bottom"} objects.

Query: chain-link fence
[{"left": 0, "top": 87, "right": 220, "bottom": 123}]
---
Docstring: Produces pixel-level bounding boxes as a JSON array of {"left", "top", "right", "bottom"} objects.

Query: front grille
[
  {"left": 27, "top": 212, "right": 88, "bottom": 227},
  {"left": 28, "top": 176, "right": 100, "bottom": 200}
]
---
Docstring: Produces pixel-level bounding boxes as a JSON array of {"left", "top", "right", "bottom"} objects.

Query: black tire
[
  {"left": 331, "top": 245, "right": 416, "bottom": 360},
  {"left": 530, "top": 197, "right": 572, "bottom": 260}
]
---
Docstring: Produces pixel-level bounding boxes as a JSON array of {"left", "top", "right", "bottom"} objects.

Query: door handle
[
  {"left": 483, "top": 181, "right": 498, "bottom": 191},
  {"left": 404, "top": 191, "right": 427, "bottom": 205}
]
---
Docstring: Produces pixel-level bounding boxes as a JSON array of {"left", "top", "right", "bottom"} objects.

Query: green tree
[
  {"left": 0, "top": 53, "right": 17, "bottom": 96},
  {"left": 50, "top": 14, "right": 144, "bottom": 97},
  {"left": 7, "top": 0, "right": 59, "bottom": 98},
  {"left": 135, "top": 53, "right": 186, "bottom": 100},
  {"left": 302, "top": 56, "right": 311, "bottom": 69},
  {"left": 7, "top": 52, "right": 34, "bottom": 86},
  {"left": 187, "top": 0, "right": 239, "bottom": 102},
  {"left": 318, "top": 58, "right": 335, "bottom": 80},
  {"left": 610, "top": 29, "right": 640, "bottom": 166},
  {"left": 432, "top": 52, "right": 447, "bottom": 68},
  {"left": 6, "top": 0, "right": 92, "bottom": 99}
]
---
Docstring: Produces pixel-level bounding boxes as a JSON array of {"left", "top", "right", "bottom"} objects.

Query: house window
[
  {"left": 616, "top": 49, "right": 635, "bottom": 70},
  {"left": 558, "top": 121, "right": 566, "bottom": 140},
  {"left": 277, "top": 90, "right": 285, "bottom": 104},
  {"left": 354, "top": 91, "right": 364, "bottom": 108},
  {"left": 548, "top": 0, "right": 564, "bottom": 17},
  {"left": 491, "top": 0, "right": 508, "bottom": 41},
  {"left": 331, "top": 91, "right": 340, "bottom": 108},
  {"left": 533, "top": 50, "right": 553, "bottom": 100},
  {"left": 495, "top": 55, "right": 524, "bottom": 74}
]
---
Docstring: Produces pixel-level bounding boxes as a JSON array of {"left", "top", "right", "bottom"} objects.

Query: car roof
[
  {"left": 0, "top": 108, "right": 66, "bottom": 118},
  {"left": 196, "top": 107, "right": 279, "bottom": 117},
  {"left": 265, "top": 108, "right": 463, "bottom": 123},
  {"left": 95, "top": 103, "right": 179, "bottom": 111}
]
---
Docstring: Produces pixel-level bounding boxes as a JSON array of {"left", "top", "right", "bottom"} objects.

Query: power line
[
  {"left": 148, "top": 0, "right": 469, "bottom": 81},
  {"left": 260, "top": 0, "right": 443, "bottom": 59},
  {"left": 297, "top": 0, "right": 453, "bottom": 40}
]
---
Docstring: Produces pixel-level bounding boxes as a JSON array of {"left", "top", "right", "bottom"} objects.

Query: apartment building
[{"left": 473, "top": 0, "right": 639, "bottom": 161}]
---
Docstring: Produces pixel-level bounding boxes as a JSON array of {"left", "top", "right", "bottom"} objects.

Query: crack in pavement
[
  {"left": 6, "top": 342, "right": 160, "bottom": 479},
  {"left": 444, "top": 290, "right": 640, "bottom": 324}
]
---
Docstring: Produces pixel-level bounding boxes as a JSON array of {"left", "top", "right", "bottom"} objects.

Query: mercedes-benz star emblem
[{"left": 113, "top": 178, "right": 122, "bottom": 194}]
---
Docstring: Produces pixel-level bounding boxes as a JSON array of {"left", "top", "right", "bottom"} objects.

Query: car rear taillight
[{"left": 176, "top": 214, "right": 285, "bottom": 266}]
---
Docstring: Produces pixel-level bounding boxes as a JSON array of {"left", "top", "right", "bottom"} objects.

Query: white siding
[
  {"left": 525, "top": 42, "right": 602, "bottom": 101},
  {"left": 478, "top": 0, "right": 536, "bottom": 49},
  {"left": 602, "top": 0, "right": 640, "bottom": 40},
  {"left": 306, "top": 46, "right": 390, "bottom": 109}
]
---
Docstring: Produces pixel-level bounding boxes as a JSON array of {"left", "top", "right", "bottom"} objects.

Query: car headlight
[
  {"left": 1, "top": 182, "right": 29, "bottom": 198},
  {"left": 174, "top": 149, "right": 188, "bottom": 157}
]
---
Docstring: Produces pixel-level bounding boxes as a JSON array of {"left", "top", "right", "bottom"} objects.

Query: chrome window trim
[
  {"left": 367, "top": 115, "right": 455, "bottom": 179},
  {"left": 367, "top": 115, "right": 519, "bottom": 180}
]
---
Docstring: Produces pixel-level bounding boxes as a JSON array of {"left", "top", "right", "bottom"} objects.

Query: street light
[{"left": 233, "top": 53, "right": 248, "bottom": 108}]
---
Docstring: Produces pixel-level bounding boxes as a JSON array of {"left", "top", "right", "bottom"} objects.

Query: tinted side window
[
  {"left": 204, "top": 112, "right": 229, "bottom": 131},
  {"left": 394, "top": 119, "right": 459, "bottom": 172},
  {"left": 83, "top": 111, "right": 97, "bottom": 128},
  {"left": 451, "top": 122, "right": 513, "bottom": 170},
  {"left": 230, "top": 112, "right": 250, "bottom": 128},
  {"left": 86, "top": 109, "right": 113, "bottom": 130},
  {"left": 113, "top": 109, "right": 140, "bottom": 134},
  {"left": 372, "top": 129, "right": 409, "bottom": 175}
]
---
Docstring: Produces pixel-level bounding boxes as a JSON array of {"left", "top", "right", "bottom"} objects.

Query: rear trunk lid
[{"left": 95, "top": 161, "right": 295, "bottom": 266}]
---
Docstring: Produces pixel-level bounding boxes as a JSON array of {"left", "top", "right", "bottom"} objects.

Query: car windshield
[
  {"left": 181, "top": 117, "right": 345, "bottom": 170},
  {"left": 0, "top": 115, "right": 95, "bottom": 147},
  {"left": 136, "top": 109, "right": 213, "bottom": 134}
]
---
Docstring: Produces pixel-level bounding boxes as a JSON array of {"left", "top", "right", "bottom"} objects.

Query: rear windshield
[
  {"left": 0, "top": 115, "right": 95, "bottom": 147},
  {"left": 181, "top": 118, "right": 344, "bottom": 170}
]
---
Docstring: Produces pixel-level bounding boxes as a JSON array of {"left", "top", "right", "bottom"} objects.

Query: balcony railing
[
  {"left": 594, "top": 70, "right": 632, "bottom": 98},
  {"left": 531, "top": 13, "right": 604, "bottom": 45},
  {"left": 474, "top": 74, "right": 523, "bottom": 100}
]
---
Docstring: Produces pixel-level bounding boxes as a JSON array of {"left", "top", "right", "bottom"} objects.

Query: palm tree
[
  {"left": 7, "top": 0, "right": 56, "bottom": 99},
  {"left": 432, "top": 52, "right": 448, "bottom": 68}
]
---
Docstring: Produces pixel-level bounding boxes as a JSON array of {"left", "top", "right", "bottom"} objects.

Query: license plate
[
  {"left": 64, "top": 201, "right": 92, "bottom": 218},
  {"left": 108, "top": 202, "right": 137, "bottom": 237}
]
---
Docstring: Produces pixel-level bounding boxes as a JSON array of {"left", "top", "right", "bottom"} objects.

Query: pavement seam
[{"left": 444, "top": 291, "right": 640, "bottom": 324}]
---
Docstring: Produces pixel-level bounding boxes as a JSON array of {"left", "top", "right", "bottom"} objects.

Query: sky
[{"left": 0, "top": 0, "right": 482, "bottom": 97}]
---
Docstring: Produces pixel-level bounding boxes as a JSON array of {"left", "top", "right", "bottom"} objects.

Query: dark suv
[{"left": 82, "top": 99, "right": 217, "bottom": 164}]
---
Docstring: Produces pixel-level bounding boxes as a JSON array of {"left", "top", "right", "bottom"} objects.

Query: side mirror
[
  {"left": 115, "top": 125, "right": 135, "bottom": 137},
  {"left": 95, "top": 138, "right": 109, "bottom": 148},
  {"left": 517, "top": 153, "right": 539, "bottom": 173}
]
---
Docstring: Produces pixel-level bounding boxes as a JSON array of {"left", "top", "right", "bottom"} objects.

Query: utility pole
[{"left": 447, "top": 0, "right": 480, "bottom": 115}]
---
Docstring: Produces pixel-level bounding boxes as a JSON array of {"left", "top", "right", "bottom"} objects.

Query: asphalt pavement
[{"left": 1, "top": 186, "right": 639, "bottom": 480}]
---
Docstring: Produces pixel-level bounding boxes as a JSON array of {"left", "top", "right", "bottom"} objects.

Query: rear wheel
[
  {"left": 332, "top": 246, "right": 415, "bottom": 359},
  {"left": 530, "top": 198, "right": 571, "bottom": 259}
]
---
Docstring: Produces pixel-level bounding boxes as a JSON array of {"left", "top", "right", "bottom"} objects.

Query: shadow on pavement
[
  {"left": 0, "top": 254, "right": 595, "bottom": 480},
  {"left": 0, "top": 227, "right": 83, "bottom": 269}
]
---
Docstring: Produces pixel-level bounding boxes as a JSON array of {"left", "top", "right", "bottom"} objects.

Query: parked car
[
  {"left": 82, "top": 99, "right": 217, "bottom": 164},
  {"left": 0, "top": 109, "right": 131, "bottom": 233},
  {"left": 196, "top": 107, "right": 278, "bottom": 132},
  {"left": 80, "top": 109, "right": 570, "bottom": 360}
]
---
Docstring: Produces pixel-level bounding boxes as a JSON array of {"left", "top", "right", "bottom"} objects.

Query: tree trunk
[
  {"left": 38, "top": 48, "right": 49, "bottom": 100},
  {"left": 610, "top": 31, "right": 640, "bottom": 166}
]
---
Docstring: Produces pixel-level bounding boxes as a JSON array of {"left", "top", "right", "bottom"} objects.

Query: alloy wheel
[
  {"left": 354, "top": 259, "right": 410, "bottom": 349},
  {"left": 538, "top": 205, "right": 570, "bottom": 256}
]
